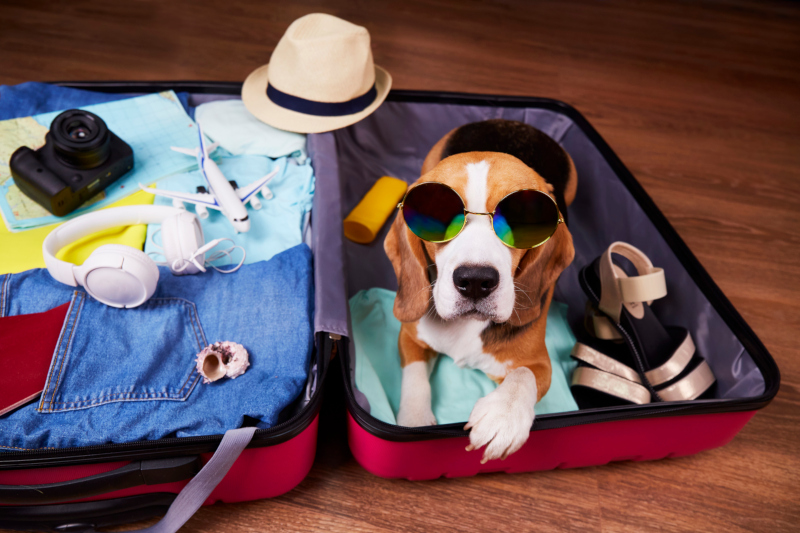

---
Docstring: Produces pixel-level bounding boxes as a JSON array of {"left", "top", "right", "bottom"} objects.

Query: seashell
[
  {"left": 218, "top": 341, "right": 250, "bottom": 379},
  {"left": 196, "top": 341, "right": 250, "bottom": 384}
]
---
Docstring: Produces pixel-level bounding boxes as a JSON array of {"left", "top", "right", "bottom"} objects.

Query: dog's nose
[{"left": 453, "top": 266, "right": 500, "bottom": 300}]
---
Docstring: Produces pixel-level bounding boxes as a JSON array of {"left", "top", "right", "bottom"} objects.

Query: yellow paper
[{"left": 0, "top": 188, "right": 156, "bottom": 275}]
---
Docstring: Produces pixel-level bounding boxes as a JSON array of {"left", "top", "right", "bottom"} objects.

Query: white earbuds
[{"left": 42, "top": 205, "right": 242, "bottom": 309}]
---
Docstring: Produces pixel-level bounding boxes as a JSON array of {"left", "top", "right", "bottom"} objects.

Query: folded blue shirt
[
  {"left": 195, "top": 99, "right": 307, "bottom": 162},
  {"left": 0, "top": 244, "right": 314, "bottom": 450}
]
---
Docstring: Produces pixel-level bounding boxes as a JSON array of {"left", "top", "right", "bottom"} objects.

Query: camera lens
[
  {"left": 66, "top": 120, "right": 93, "bottom": 141},
  {"left": 50, "top": 109, "right": 111, "bottom": 169}
]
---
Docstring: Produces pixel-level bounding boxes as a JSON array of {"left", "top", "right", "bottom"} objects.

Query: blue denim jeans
[
  {"left": 0, "top": 244, "right": 313, "bottom": 450},
  {"left": 0, "top": 81, "right": 192, "bottom": 120}
]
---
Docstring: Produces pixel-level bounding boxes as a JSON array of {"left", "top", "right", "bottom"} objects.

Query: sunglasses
[{"left": 397, "top": 182, "right": 564, "bottom": 249}]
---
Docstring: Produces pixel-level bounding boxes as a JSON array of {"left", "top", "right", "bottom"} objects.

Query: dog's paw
[
  {"left": 397, "top": 403, "right": 437, "bottom": 427},
  {"left": 464, "top": 383, "right": 535, "bottom": 463}
]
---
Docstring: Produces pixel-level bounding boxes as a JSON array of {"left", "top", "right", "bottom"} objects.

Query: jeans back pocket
[{"left": 39, "top": 293, "right": 205, "bottom": 413}]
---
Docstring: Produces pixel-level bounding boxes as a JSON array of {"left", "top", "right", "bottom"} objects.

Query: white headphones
[{"left": 43, "top": 205, "right": 238, "bottom": 309}]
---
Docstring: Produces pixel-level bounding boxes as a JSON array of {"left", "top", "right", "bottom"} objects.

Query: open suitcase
[
  {"left": 305, "top": 90, "right": 781, "bottom": 479},
  {"left": 0, "top": 82, "right": 781, "bottom": 530}
]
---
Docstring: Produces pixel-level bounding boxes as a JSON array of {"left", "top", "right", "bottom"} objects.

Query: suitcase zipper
[
  {"left": 338, "top": 334, "right": 776, "bottom": 443},
  {"left": 0, "top": 392, "right": 322, "bottom": 468}
]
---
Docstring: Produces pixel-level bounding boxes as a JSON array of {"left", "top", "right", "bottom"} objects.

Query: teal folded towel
[{"left": 349, "top": 288, "right": 579, "bottom": 425}]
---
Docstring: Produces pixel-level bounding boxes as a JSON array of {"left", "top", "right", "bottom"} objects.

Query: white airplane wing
[
  {"left": 138, "top": 184, "right": 221, "bottom": 209},
  {"left": 171, "top": 134, "right": 217, "bottom": 159},
  {"left": 170, "top": 146, "right": 199, "bottom": 157},
  {"left": 236, "top": 168, "right": 279, "bottom": 204}
]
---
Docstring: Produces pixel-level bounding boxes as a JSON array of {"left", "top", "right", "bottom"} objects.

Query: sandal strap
[
  {"left": 658, "top": 359, "right": 716, "bottom": 401},
  {"left": 571, "top": 366, "right": 651, "bottom": 405},
  {"left": 598, "top": 242, "right": 667, "bottom": 323},
  {"left": 618, "top": 270, "right": 666, "bottom": 306},
  {"left": 644, "top": 330, "right": 695, "bottom": 386},
  {"left": 574, "top": 329, "right": 697, "bottom": 389},
  {"left": 571, "top": 342, "right": 641, "bottom": 383}
]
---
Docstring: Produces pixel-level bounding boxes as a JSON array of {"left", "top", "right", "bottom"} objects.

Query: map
[
  {"left": 0, "top": 117, "right": 48, "bottom": 186},
  {"left": 0, "top": 91, "right": 201, "bottom": 231}
]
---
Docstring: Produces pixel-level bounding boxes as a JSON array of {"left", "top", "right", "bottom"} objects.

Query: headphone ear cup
[
  {"left": 161, "top": 212, "right": 205, "bottom": 275},
  {"left": 76, "top": 244, "right": 159, "bottom": 308}
]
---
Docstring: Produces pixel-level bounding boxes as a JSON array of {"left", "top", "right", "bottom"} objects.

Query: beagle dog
[{"left": 384, "top": 120, "right": 577, "bottom": 463}]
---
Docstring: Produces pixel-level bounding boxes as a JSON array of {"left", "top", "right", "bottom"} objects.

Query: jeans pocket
[{"left": 38, "top": 292, "right": 206, "bottom": 413}]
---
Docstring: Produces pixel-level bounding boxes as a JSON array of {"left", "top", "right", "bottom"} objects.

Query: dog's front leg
[
  {"left": 398, "top": 360, "right": 437, "bottom": 427},
  {"left": 465, "top": 366, "right": 541, "bottom": 463},
  {"left": 397, "top": 323, "right": 437, "bottom": 427}
]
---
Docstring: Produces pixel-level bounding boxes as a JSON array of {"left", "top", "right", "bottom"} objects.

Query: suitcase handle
[
  {"left": 0, "top": 428, "right": 256, "bottom": 533},
  {"left": 0, "top": 456, "right": 202, "bottom": 505},
  {"left": 0, "top": 492, "right": 176, "bottom": 532}
]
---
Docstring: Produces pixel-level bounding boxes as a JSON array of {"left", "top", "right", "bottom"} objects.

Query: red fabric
[{"left": 0, "top": 303, "right": 69, "bottom": 416}]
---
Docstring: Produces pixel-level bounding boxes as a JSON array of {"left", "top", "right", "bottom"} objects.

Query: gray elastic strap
[{"left": 136, "top": 427, "right": 257, "bottom": 533}]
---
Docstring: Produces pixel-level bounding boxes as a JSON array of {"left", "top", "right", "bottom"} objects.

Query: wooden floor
[{"left": 1, "top": 0, "right": 799, "bottom": 531}]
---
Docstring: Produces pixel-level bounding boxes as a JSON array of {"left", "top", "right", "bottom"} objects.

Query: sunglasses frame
[{"left": 397, "top": 181, "right": 564, "bottom": 249}]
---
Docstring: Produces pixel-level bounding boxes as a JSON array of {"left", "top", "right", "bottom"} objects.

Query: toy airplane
[{"left": 139, "top": 126, "right": 277, "bottom": 233}]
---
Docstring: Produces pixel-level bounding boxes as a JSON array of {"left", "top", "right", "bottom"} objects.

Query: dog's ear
[
  {"left": 509, "top": 224, "right": 574, "bottom": 326},
  {"left": 384, "top": 212, "right": 432, "bottom": 322}
]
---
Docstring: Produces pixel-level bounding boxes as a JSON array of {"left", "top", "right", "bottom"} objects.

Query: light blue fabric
[
  {"left": 195, "top": 99, "right": 307, "bottom": 162},
  {"left": 0, "top": 244, "right": 314, "bottom": 450},
  {"left": 349, "top": 288, "right": 579, "bottom": 425},
  {"left": 144, "top": 155, "right": 315, "bottom": 265}
]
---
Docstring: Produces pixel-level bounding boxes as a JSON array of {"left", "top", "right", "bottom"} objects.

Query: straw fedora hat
[{"left": 242, "top": 13, "right": 392, "bottom": 134}]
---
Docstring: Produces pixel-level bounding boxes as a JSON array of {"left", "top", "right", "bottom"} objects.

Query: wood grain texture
[{"left": 1, "top": 0, "right": 798, "bottom": 531}]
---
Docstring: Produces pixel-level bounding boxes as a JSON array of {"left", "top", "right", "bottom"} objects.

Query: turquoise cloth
[
  {"left": 145, "top": 154, "right": 314, "bottom": 265},
  {"left": 349, "top": 288, "right": 579, "bottom": 425},
  {"left": 195, "top": 100, "right": 307, "bottom": 162}
]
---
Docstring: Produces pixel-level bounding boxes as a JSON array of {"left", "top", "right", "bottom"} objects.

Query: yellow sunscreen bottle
[{"left": 344, "top": 176, "right": 408, "bottom": 244}]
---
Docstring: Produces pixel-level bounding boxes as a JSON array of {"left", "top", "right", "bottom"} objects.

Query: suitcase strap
[{"left": 134, "top": 426, "right": 257, "bottom": 533}]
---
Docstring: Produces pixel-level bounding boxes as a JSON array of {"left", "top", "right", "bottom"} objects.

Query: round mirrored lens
[
  {"left": 402, "top": 183, "right": 465, "bottom": 242},
  {"left": 493, "top": 190, "right": 559, "bottom": 248}
]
